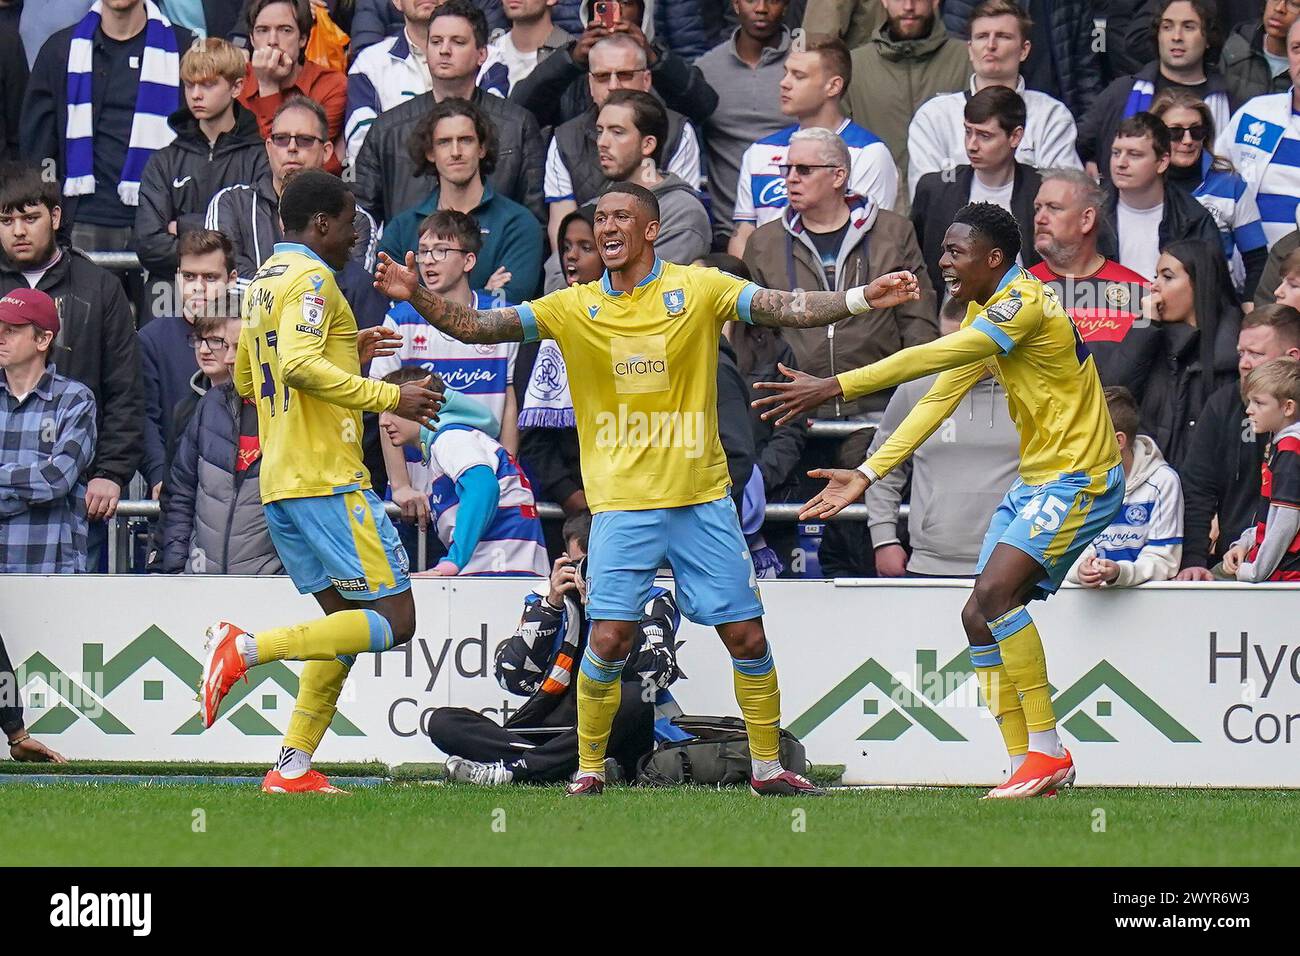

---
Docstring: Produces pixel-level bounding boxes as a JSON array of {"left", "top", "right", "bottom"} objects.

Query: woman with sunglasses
[{"left": 1151, "top": 89, "right": 1267, "bottom": 299}]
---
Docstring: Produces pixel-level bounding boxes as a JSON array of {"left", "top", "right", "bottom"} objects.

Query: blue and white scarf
[
  {"left": 64, "top": 0, "right": 180, "bottom": 206},
  {"left": 1122, "top": 75, "right": 1231, "bottom": 135},
  {"left": 518, "top": 339, "right": 575, "bottom": 429},
  {"left": 1121, "top": 77, "right": 1157, "bottom": 118}
]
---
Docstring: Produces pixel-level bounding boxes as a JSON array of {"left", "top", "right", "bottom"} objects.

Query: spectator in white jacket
[
  {"left": 906, "top": 0, "right": 1080, "bottom": 201},
  {"left": 344, "top": 0, "right": 435, "bottom": 161},
  {"left": 1069, "top": 386, "right": 1184, "bottom": 588}
]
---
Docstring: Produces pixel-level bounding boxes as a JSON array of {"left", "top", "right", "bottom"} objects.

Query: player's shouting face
[
  {"left": 593, "top": 191, "right": 660, "bottom": 272},
  {"left": 937, "top": 222, "right": 1007, "bottom": 304}
]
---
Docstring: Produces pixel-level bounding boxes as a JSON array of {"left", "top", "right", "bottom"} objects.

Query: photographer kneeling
[{"left": 429, "top": 512, "right": 682, "bottom": 785}]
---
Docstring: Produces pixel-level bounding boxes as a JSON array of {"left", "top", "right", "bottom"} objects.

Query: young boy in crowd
[
  {"left": 1068, "top": 386, "right": 1184, "bottom": 588},
  {"left": 378, "top": 367, "right": 547, "bottom": 577},
  {"left": 1225, "top": 358, "right": 1300, "bottom": 582}
]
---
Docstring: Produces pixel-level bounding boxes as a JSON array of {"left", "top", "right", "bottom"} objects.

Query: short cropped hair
[
  {"left": 603, "top": 89, "right": 668, "bottom": 167},
  {"left": 802, "top": 34, "right": 851, "bottom": 92},
  {"left": 273, "top": 94, "right": 329, "bottom": 139},
  {"left": 181, "top": 37, "right": 246, "bottom": 85},
  {"left": 1242, "top": 356, "right": 1300, "bottom": 407},
  {"left": 279, "top": 170, "right": 350, "bottom": 232},
  {"left": 970, "top": 0, "right": 1033, "bottom": 41},
  {"left": 1243, "top": 303, "right": 1300, "bottom": 350},
  {"left": 602, "top": 180, "right": 660, "bottom": 222},
  {"left": 562, "top": 511, "right": 592, "bottom": 552},
  {"left": 178, "top": 228, "right": 236, "bottom": 274},
  {"left": 429, "top": 0, "right": 489, "bottom": 49},
  {"left": 952, "top": 201, "right": 1022, "bottom": 264},
  {"left": 1103, "top": 386, "right": 1140, "bottom": 441},
  {"left": 788, "top": 126, "right": 850, "bottom": 170},
  {"left": 964, "top": 86, "right": 1027, "bottom": 136},
  {"left": 0, "top": 162, "right": 60, "bottom": 215},
  {"left": 418, "top": 209, "right": 483, "bottom": 255},
  {"left": 1114, "top": 112, "right": 1172, "bottom": 158}
]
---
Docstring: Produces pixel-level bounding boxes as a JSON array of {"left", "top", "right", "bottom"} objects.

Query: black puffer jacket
[
  {"left": 1177, "top": 380, "right": 1266, "bottom": 570},
  {"left": 161, "top": 381, "right": 281, "bottom": 575},
  {"left": 353, "top": 87, "right": 544, "bottom": 225},
  {"left": 1221, "top": 21, "right": 1293, "bottom": 106},
  {"left": 0, "top": 246, "right": 142, "bottom": 488},
  {"left": 943, "top": 0, "right": 1102, "bottom": 115},
  {"left": 134, "top": 104, "right": 269, "bottom": 276},
  {"left": 732, "top": 323, "right": 808, "bottom": 502},
  {"left": 1139, "top": 314, "right": 1242, "bottom": 470}
]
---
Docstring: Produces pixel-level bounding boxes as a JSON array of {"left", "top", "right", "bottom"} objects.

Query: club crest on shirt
[
  {"left": 1105, "top": 283, "right": 1131, "bottom": 308},
  {"left": 663, "top": 288, "right": 686, "bottom": 317},
  {"left": 301, "top": 293, "right": 326, "bottom": 327},
  {"left": 986, "top": 298, "right": 1022, "bottom": 324}
]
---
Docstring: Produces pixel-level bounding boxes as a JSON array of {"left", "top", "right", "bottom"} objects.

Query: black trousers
[{"left": 428, "top": 682, "right": 653, "bottom": 783}]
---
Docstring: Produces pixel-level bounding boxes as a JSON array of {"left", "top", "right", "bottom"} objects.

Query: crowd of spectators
[{"left": 3, "top": 0, "right": 1300, "bottom": 586}]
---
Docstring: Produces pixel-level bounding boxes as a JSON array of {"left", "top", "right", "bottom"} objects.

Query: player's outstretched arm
[
  {"left": 797, "top": 364, "right": 986, "bottom": 520},
  {"left": 747, "top": 271, "right": 921, "bottom": 329},
  {"left": 374, "top": 251, "right": 525, "bottom": 344}
]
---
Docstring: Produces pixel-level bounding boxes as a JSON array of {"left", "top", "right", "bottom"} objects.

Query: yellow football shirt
[
  {"left": 234, "top": 243, "right": 401, "bottom": 503},
  {"left": 518, "top": 259, "right": 759, "bottom": 513},
  {"left": 839, "top": 266, "right": 1120, "bottom": 485}
]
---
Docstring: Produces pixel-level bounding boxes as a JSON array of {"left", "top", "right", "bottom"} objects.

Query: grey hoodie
[
  {"left": 865, "top": 372, "right": 1019, "bottom": 575},
  {"left": 648, "top": 172, "right": 711, "bottom": 265}
]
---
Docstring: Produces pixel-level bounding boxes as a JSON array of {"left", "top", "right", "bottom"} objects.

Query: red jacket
[{"left": 238, "top": 60, "right": 346, "bottom": 174}]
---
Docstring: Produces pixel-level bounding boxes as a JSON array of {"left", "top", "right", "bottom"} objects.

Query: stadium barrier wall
[{"left": 3, "top": 576, "right": 1298, "bottom": 787}]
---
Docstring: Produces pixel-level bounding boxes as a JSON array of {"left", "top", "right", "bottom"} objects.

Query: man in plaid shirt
[{"left": 0, "top": 289, "right": 97, "bottom": 573}]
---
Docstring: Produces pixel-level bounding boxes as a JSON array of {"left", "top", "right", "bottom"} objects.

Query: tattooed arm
[
  {"left": 375, "top": 252, "right": 525, "bottom": 344},
  {"left": 408, "top": 286, "right": 526, "bottom": 344},
  {"left": 747, "top": 271, "right": 921, "bottom": 329}
]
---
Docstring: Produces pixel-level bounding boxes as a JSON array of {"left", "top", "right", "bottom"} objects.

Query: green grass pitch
[{"left": 6, "top": 782, "right": 1299, "bottom": 866}]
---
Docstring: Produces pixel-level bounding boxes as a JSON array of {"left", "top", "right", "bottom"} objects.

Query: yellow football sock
[
  {"left": 283, "top": 657, "right": 352, "bottom": 754},
  {"left": 971, "top": 650, "right": 1029, "bottom": 758},
  {"left": 989, "top": 606, "right": 1056, "bottom": 733},
  {"left": 732, "top": 648, "right": 781, "bottom": 762},
  {"left": 576, "top": 647, "right": 626, "bottom": 775},
  {"left": 254, "top": 609, "right": 393, "bottom": 663}
]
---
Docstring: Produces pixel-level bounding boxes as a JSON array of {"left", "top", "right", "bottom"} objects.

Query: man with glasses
[
  {"left": 370, "top": 209, "right": 520, "bottom": 555},
  {"left": 1222, "top": 0, "right": 1300, "bottom": 104},
  {"left": 138, "top": 230, "right": 240, "bottom": 502},
  {"left": 206, "top": 96, "right": 389, "bottom": 330},
  {"left": 544, "top": 32, "right": 704, "bottom": 252},
  {"left": 509, "top": 0, "right": 718, "bottom": 133},
  {"left": 742, "top": 126, "right": 935, "bottom": 576},
  {"left": 159, "top": 308, "right": 284, "bottom": 576},
  {"left": 728, "top": 34, "right": 896, "bottom": 257},
  {"left": 376, "top": 97, "right": 543, "bottom": 305},
  {"left": 237, "top": 0, "right": 347, "bottom": 174}
]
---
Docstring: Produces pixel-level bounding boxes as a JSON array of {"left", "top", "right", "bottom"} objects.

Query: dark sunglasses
[
  {"left": 268, "top": 133, "right": 325, "bottom": 148},
  {"left": 778, "top": 163, "right": 840, "bottom": 178},
  {"left": 1166, "top": 124, "right": 1208, "bottom": 143}
]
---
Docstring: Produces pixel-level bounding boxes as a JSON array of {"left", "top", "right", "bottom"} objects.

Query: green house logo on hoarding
[
  {"left": 16, "top": 626, "right": 363, "bottom": 737},
  {"left": 788, "top": 652, "right": 1198, "bottom": 744}
]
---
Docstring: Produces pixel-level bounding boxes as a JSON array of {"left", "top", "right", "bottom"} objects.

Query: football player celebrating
[
  {"left": 198, "top": 170, "right": 443, "bottom": 794},
  {"left": 755, "top": 203, "right": 1124, "bottom": 798},
  {"left": 375, "top": 181, "right": 920, "bottom": 796}
]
